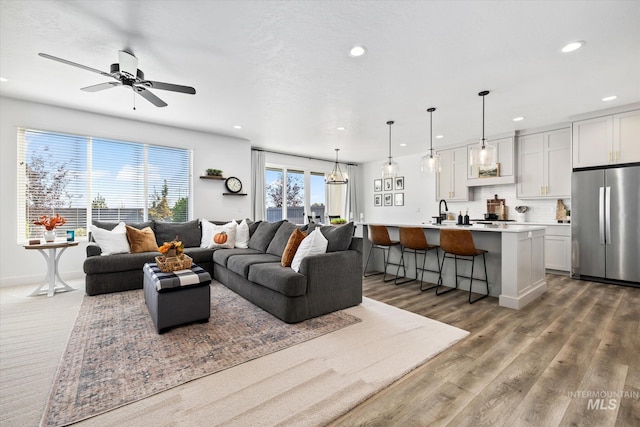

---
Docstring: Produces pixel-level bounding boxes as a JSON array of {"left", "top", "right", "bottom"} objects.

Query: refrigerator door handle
[
  {"left": 605, "top": 186, "right": 611, "bottom": 244},
  {"left": 599, "top": 187, "right": 605, "bottom": 244}
]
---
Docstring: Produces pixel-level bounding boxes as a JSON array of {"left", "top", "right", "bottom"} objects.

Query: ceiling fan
[{"left": 38, "top": 50, "right": 196, "bottom": 108}]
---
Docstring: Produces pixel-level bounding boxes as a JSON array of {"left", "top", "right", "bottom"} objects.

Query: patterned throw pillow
[
  {"left": 281, "top": 228, "right": 307, "bottom": 267},
  {"left": 125, "top": 226, "right": 159, "bottom": 253},
  {"left": 209, "top": 224, "right": 237, "bottom": 249}
]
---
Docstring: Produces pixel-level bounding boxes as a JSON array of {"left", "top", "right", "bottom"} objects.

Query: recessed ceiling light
[
  {"left": 233, "top": 125, "right": 242, "bottom": 129},
  {"left": 336, "top": 126, "right": 346, "bottom": 131},
  {"left": 0, "top": 77, "right": 7, "bottom": 82},
  {"left": 435, "top": 135, "right": 444, "bottom": 139},
  {"left": 561, "top": 41, "right": 585, "bottom": 53},
  {"left": 349, "top": 45, "right": 366, "bottom": 57},
  {"left": 602, "top": 95, "right": 617, "bottom": 102},
  {"left": 513, "top": 116, "right": 525, "bottom": 122},
  {"left": 400, "top": 143, "right": 407, "bottom": 147}
]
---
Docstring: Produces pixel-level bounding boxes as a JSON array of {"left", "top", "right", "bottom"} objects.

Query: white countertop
[{"left": 362, "top": 222, "right": 547, "bottom": 233}]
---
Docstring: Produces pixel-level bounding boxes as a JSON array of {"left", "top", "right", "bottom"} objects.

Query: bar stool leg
[
  {"left": 468, "top": 253, "right": 490, "bottom": 304},
  {"left": 394, "top": 247, "right": 413, "bottom": 285},
  {"left": 436, "top": 252, "right": 458, "bottom": 295}
]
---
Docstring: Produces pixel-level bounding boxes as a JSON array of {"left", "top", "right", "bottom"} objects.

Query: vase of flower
[{"left": 43, "top": 230, "right": 56, "bottom": 242}]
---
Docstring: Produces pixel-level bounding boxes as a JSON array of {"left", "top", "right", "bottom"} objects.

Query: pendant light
[
  {"left": 469, "top": 90, "right": 496, "bottom": 168},
  {"left": 421, "top": 107, "right": 439, "bottom": 174},
  {"left": 382, "top": 120, "right": 399, "bottom": 178},
  {"left": 326, "top": 148, "right": 348, "bottom": 185}
]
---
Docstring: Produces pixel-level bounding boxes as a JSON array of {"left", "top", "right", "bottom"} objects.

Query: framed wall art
[
  {"left": 383, "top": 177, "right": 393, "bottom": 191},
  {"left": 374, "top": 194, "right": 382, "bottom": 206},
  {"left": 394, "top": 193, "right": 404, "bottom": 206},
  {"left": 394, "top": 176, "right": 404, "bottom": 191},
  {"left": 384, "top": 193, "right": 393, "bottom": 206},
  {"left": 374, "top": 179, "right": 382, "bottom": 192}
]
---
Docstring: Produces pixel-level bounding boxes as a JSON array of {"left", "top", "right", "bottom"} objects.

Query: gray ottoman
[{"left": 143, "top": 262, "right": 211, "bottom": 334}]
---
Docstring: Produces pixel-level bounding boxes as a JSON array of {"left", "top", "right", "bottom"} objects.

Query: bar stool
[
  {"left": 395, "top": 227, "right": 441, "bottom": 291},
  {"left": 436, "top": 229, "right": 489, "bottom": 303},
  {"left": 364, "top": 225, "right": 406, "bottom": 282}
]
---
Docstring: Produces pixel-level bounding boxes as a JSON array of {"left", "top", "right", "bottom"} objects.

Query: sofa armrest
[
  {"left": 86, "top": 242, "right": 102, "bottom": 257},
  {"left": 299, "top": 250, "right": 363, "bottom": 304}
]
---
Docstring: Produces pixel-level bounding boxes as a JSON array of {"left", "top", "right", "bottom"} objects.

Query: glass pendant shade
[
  {"left": 421, "top": 107, "right": 439, "bottom": 174},
  {"left": 326, "top": 148, "right": 348, "bottom": 185},
  {"left": 381, "top": 120, "right": 399, "bottom": 178},
  {"left": 471, "top": 90, "right": 496, "bottom": 167}
]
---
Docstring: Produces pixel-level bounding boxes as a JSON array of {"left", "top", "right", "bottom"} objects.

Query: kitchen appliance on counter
[{"left": 571, "top": 164, "right": 640, "bottom": 286}]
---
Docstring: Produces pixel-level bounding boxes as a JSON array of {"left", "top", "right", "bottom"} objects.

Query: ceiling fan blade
[
  {"left": 134, "top": 86, "right": 167, "bottom": 107},
  {"left": 141, "top": 80, "right": 196, "bottom": 94},
  {"left": 38, "top": 53, "right": 113, "bottom": 78},
  {"left": 81, "top": 81, "right": 122, "bottom": 92},
  {"left": 118, "top": 50, "right": 138, "bottom": 79}
]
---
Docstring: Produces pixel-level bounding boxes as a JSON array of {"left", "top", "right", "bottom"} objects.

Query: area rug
[{"left": 41, "top": 283, "right": 360, "bottom": 427}]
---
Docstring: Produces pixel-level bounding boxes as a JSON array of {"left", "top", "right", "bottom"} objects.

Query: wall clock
[{"left": 225, "top": 176, "right": 243, "bottom": 193}]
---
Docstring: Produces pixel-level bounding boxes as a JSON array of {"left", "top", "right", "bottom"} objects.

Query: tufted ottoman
[{"left": 143, "top": 262, "right": 211, "bottom": 334}]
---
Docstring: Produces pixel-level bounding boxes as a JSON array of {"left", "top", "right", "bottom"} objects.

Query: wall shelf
[
  {"left": 199, "top": 175, "right": 225, "bottom": 180},
  {"left": 223, "top": 193, "right": 247, "bottom": 196}
]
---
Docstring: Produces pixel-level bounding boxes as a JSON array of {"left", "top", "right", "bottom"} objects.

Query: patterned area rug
[{"left": 41, "top": 283, "right": 360, "bottom": 426}]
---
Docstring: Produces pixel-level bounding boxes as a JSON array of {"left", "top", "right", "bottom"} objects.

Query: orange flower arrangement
[
  {"left": 158, "top": 238, "right": 184, "bottom": 256},
  {"left": 33, "top": 214, "right": 66, "bottom": 231}
]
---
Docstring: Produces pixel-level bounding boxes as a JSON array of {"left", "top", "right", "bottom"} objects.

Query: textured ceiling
[{"left": 1, "top": 0, "right": 639, "bottom": 164}]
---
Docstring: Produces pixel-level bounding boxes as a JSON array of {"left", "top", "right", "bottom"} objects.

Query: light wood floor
[{"left": 330, "top": 273, "right": 640, "bottom": 426}]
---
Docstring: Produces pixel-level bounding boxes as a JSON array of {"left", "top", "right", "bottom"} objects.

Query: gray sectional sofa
[{"left": 83, "top": 219, "right": 362, "bottom": 323}]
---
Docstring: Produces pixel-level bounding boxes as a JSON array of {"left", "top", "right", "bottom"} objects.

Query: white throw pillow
[
  {"left": 209, "top": 224, "right": 237, "bottom": 249},
  {"left": 90, "top": 222, "right": 130, "bottom": 256},
  {"left": 291, "top": 229, "right": 328, "bottom": 272},
  {"left": 235, "top": 219, "right": 250, "bottom": 248},
  {"left": 200, "top": 219, "right": 216, "bottom": 248}
]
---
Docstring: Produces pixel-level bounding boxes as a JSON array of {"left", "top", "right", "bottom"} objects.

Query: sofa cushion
[
  {"left": 310, "top": 222, "right": 354, "bottom": 252},
  {"left": 281, "top": 228, "right": 307, "bottom": 267},
  {"left": 89, "top": 222, "right": 130, "bottom": 255},
  {"left": 126, "top": 226, "right": 158, "bottom": 253},
  {"left": 213, "top": 248, "right": 263, "bottom": 267},
  {"left": 266, "top": 221, "right": 297, "bottom": 257},
  {"left": 247, "top": 220, "right": 262, "bottom": 237},
  {"left": 154, "top": 220, "right": 201, "bottom": 248},
  {"left": 291, "top": 229, "right": 328, "bottom": 272},
  {"left": 248, "top": 263, "right": 307, "bottom": 297},
  {"left": 248, "top": 220, "right": 284, "bottom": 252},
  {"left": 226, "top": 253, "right": 282, "bottom": 278},
  {"left": 183, "top": 247, "right": 216, "bottom": 265},
  {"left": 84, "top": 251, "right": 159, "bottom": 274}
]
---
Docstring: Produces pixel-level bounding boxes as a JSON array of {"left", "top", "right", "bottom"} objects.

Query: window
[
  {"left": 264, "top": 167, "right": 326, "bottom": 224},
  {"left": 17, "top": 128, "right": 192, "bottom": 241}
]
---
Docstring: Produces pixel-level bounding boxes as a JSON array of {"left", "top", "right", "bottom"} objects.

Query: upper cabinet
[
  {"left": 572, "top": 109, "right": 640, "bottom": 168},
  {"left": 436, "top": 146, "right": 470, "bottom": 201},
  {"left": 517, "top": 128, "right": 571, "bottom": 198},
  {"left": 466, "top": 135, "right": 515, "bottom": 187}
]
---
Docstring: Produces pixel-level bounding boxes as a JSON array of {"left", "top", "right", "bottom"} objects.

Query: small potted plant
[
  {"left": 33, "top": 214, "right": 67, "bottom": 242},
  {"left": 206, "top": 168, "right": 223, "bottom": 177}
]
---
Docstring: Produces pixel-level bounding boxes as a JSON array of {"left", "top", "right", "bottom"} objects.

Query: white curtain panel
[
  {"left": 251, "top": 150, "right": 266, "bottom": 221},
  {"left": 345, "top": 164, "right": 359, "bottom": 222}
]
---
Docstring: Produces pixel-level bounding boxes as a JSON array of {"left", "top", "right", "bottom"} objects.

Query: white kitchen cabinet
[
  {"left": 517, "top": 128, "right": 571, "bottom": 198},
  {"left": 436, "top": 146, "right": 470, "bottom": 201},
  {"left": 572, "top": 109, "right": 640, "bottom": 168},
  {"left": 544, "top": 225, "right": 571, "bottom": 272},
  {"left": 467, "top": 135, "right": 515, "bottom": 186}
]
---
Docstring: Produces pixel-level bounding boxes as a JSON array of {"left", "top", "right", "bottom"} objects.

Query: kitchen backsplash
[{"left": 446, "top": 184, "right": 571, "bottom": 223}]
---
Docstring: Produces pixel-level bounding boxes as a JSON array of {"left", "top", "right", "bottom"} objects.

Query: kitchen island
[{"left": 361, "top": 223, "right": 547, "bottom": 309}]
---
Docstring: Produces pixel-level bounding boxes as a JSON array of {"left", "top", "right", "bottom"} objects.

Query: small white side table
[{"left": 23, "top": 241, "right": 79, "bottom": 297}]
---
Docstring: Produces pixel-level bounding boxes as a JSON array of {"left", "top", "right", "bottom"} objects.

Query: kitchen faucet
[{"left": 438, "top": 199, "right": 448, "bottom": 221}]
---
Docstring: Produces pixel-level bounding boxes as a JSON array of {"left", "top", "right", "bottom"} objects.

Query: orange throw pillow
[
  {"left": 126, "top": 226, "right": 159, "bottom": 253},
  {"left": 281, "top": 228, "right": 307, "bottom": 267}
]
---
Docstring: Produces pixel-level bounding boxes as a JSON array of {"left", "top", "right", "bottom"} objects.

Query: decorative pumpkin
[{"left": 214, "top": 231, "right": 228, "bottom": 244}]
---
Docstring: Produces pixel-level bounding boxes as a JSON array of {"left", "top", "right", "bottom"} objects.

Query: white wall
[{"left": 0, "top": 97, "right": 251, "bottom": 286}]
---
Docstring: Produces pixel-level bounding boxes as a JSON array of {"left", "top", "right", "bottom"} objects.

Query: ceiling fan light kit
[
  {"left": 421, "top": 107, "right": 440, "bottom": 174},
  {"left": 382, "top": 120, "right": 399, "bottom": 178},
  {"left": 38, "top": 50, "right": 196, "bottom": 109},
  {"left": 326, "top": 148, "right": 348, "bottom": 185},
  {"left": 469, "top": 90, "right": 497, "bottom": 168}
]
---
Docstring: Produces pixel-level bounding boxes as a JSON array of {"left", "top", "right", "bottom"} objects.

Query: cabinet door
[
  {"left": 451, "top": 147, "right": 469, "bottom": 201},
  {"left": 544, "top": 128, "right": 571, "bottom": 197},
  {"left": 545, "top": 236, "right": 570, "bottom": 271},
  {"left": 436, "top": 149, "right": 452, "bottom": 200},
  {"left": 613, "top": 110, "right": 640, "bottom": 164},
  {"left": 572, "top": 116, "right": 613, "bottom": 168},
  {"left": 518, "top": 133, "right": 544, "bottom": 197}
]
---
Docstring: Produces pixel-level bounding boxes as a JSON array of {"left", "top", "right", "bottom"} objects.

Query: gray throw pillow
[
  {"left": 318, "top": 221, "right": 355, "bottom": 252},
  {"left": 248, "top": 220, "right": 284, "bottom": 252},
  {"left": 154, "top": 220, "right": 201, "bottom": 248},
  {"left": 247, "top": 219, "right": 262, "bottom": 236},
  {"left": 266, "top": 221, "right": 297, "bottom": 257}
]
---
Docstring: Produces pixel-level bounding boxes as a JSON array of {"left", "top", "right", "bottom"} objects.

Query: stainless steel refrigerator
[{"left": 571, "top": 164, "right": 640, "bottom": 285}]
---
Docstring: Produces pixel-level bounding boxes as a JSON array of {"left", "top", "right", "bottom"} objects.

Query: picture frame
[
  {"left": 394, "top": 193, "right": 404, "bottom": 206},
  {"left": 374, "top": 179, "right": 382, "bottom": 192},
  {"left": 374, "top": 194, "right": 382, "bottom": 206},
  {"left": 383, "top": 177, "right": 393, "bottom": 191},
  {"left": 383, "top": 193, "right": 393, "bottom": 206},
  {"left": 479, "top": 163, "right": 500, "bottom": 178},
  {"left": 394, "top": 176, "right": 404, "bottom": 191}
]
